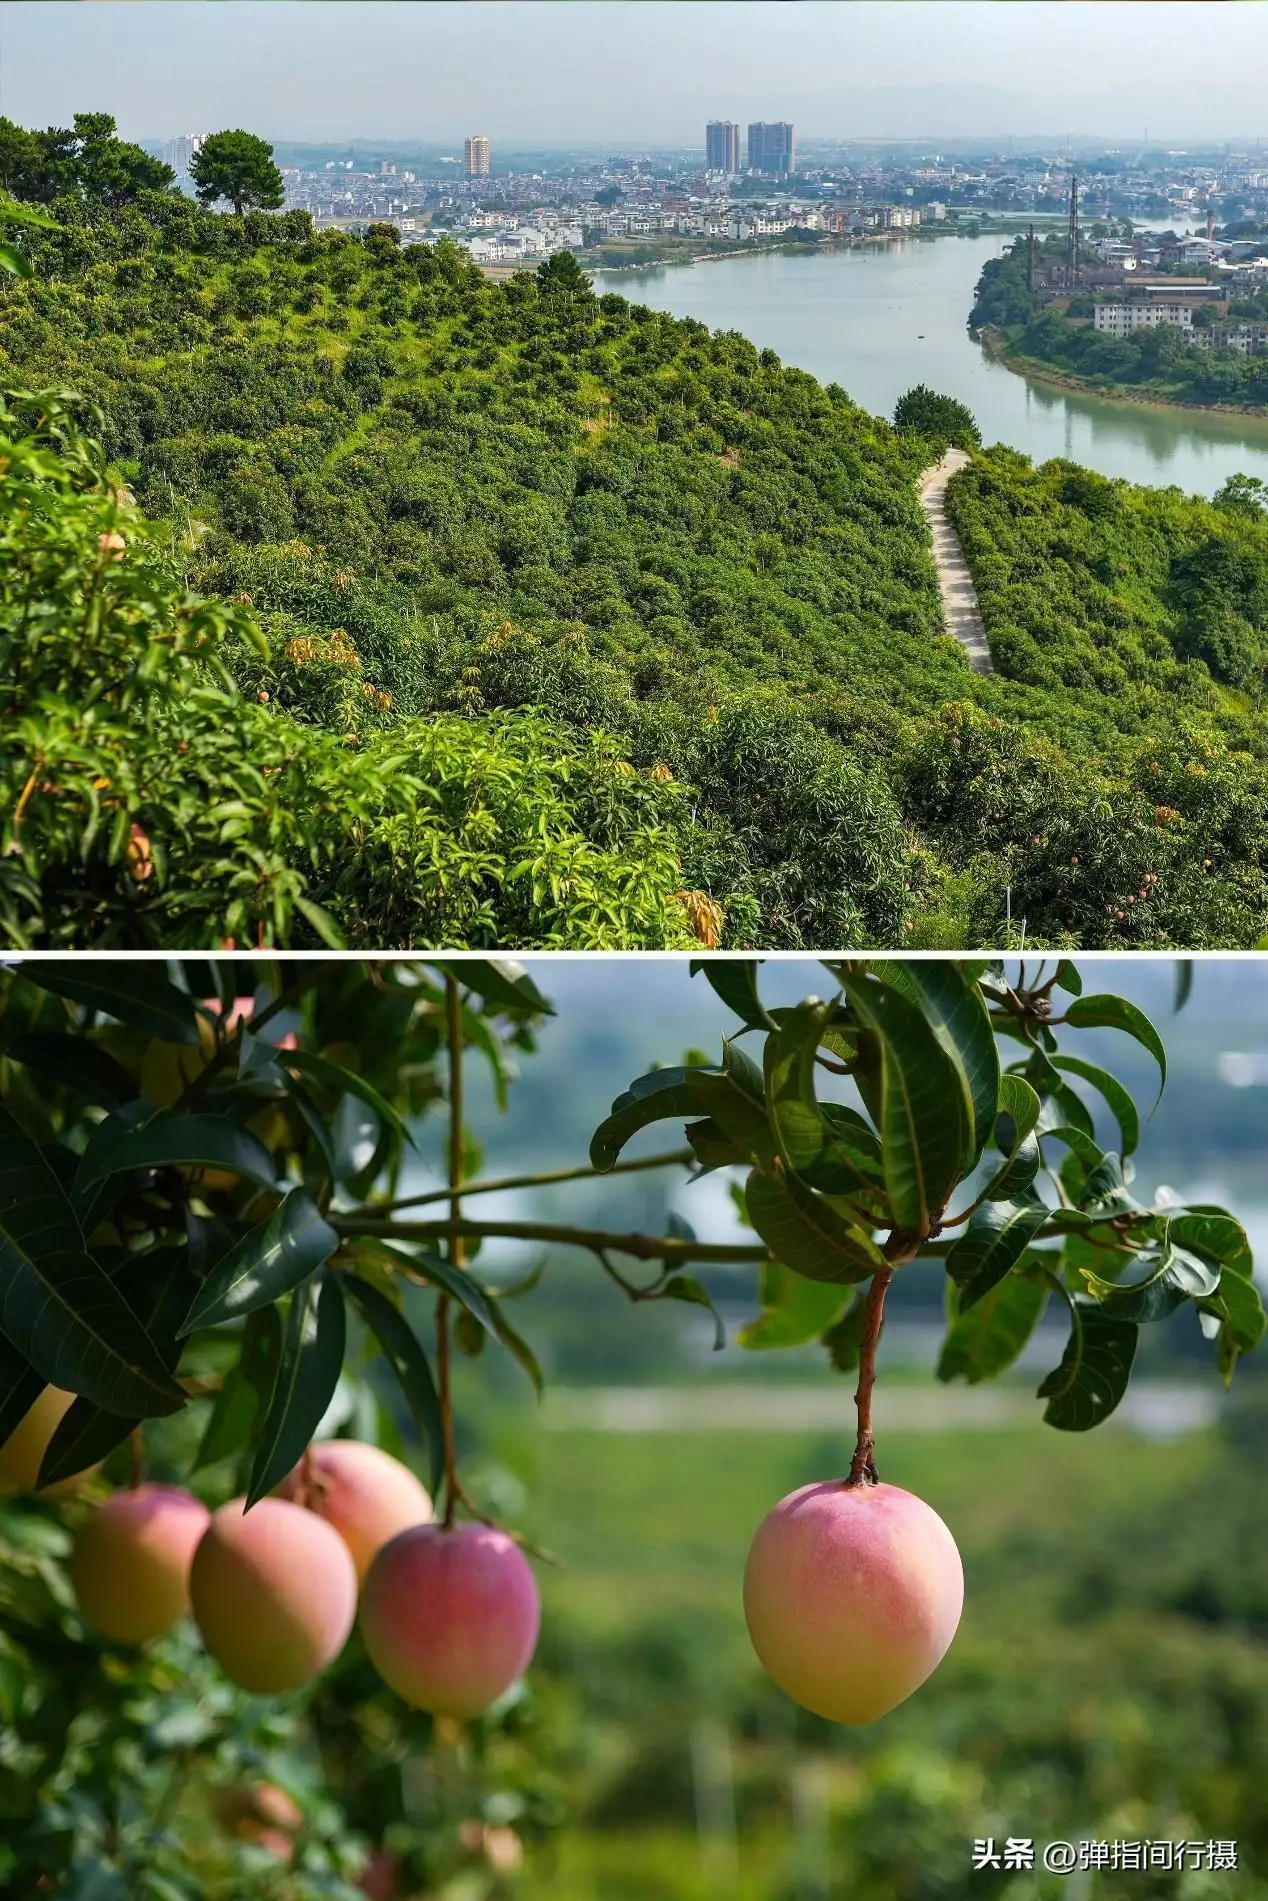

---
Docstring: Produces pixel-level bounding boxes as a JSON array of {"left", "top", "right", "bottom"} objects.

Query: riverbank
[{"left": 977, "top": 323, "right": 1268, "bottom": 426}]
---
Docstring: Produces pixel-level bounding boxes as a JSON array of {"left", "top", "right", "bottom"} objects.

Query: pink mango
[
  {"left": 744, "top": 1479, "right": 963, "bottom": 1724},
  {"left": 71, "top": 1485, "right": 211, "bottom": 1645},
  {"left": 191, "top": 1497, "right": 357, "bottom": 1693},
  {"left": 277, "top": 1440, "right": 433, "bottom": 1583}
]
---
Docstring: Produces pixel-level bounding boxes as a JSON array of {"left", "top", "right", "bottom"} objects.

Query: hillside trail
[{"left": 917, "top": 448, "right": 993, "bottom": 675}]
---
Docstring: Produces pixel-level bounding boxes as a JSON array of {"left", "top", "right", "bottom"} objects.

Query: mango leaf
[
  {"left": 763, "top": 997, "right": 836, "bottom": 1175},
  {"left": 994, "top": 1069, "right": 1038, "bottom": 1138},
  {"left": 685, "top": 1117, "right": 742, "bottom": 1171},
  {"left": 433, "top": 958, "right": 554, "bottom": 1017},
  {"left": 344, "top": 1274, "right": 444, "bottom": 1496},
  {"left": 658, "top": 1275, "right": 725, "bottom": 1350},
  {"left": 1168, "top": 1210, "right": 1253, "bottom": 1278},
  {"left": 360, "top": 1240, "right": 542, "bottom": 1393},
  {"left": 691, "top": 958, "right": 772, "bottom": 1029},
  {"left": 1078, "top": 1151, "right": 1141, "bottom": 1217},
  {"left": 0, "top": 1105, "right": 186, "bottom": 1418},
  {"left": 18, "top": 963, "right": 201, "bottom": 1046},
  {"left": 981, "top": 1131, "right": 1040, "bottom": 1202},
  {"left": 946, "top": 1198, "right": 1049, "bottom": 1311},
  {"left": 745, "top": 1165, "right": 884, "bottom": 1285},
  {"left": 194, "top": 1304, "right": 284, "bottom": 1470},
  {"left": 937, "top": 1266, "right": 1050, "bottom": 1384},
  {"left": 737, "top": 1261, "right": 850, "bottom": 1350},
  {"left": 1050, "top": 1055, "right": 1140, "bottom": 1158},
  {"left": 590, "top": 1066, "right": 714, "bottom": 1171},
  {"left": 1038, "top": 1302, "right": 1138, "bottom": 1431},
  {"left": 1174, "top": 961, "right": 1193, "bottom": 1013},
  {"left": 276, "top": 1048, "right": 417, "bottom": 1152},
  {"left": 802, "top": 1103, "right": 888, "bottom": 1211},
  {"left": 1080, "top": 1224, "right": 1218, "bottom": 1323},
  {"left": 1042, "top": 1124, "right": 1107, "bottom": 1172},
  {"left": 1062, "top": 994, "right": 1166, "bottom": 1103},
  {"left": 6, "top": 1033, "right": 138, "bottom": 1109},
  {"left": 875, "top": 961, "right": 999, "bottom": 1168},
  {"left": 0, "top": 1339, "right": 45, "bottom": 1445},
  {"left": 1200, "top": 1272, "right": 1267, "bottom": 1386},
  {"left": 246, "top": 1273, "right": 346, "bottom": 1507},
  {"left": 1053, "top": 960, "right": 1083, "bottom": 997},
  {"left": 73, "top": 1113, "right": 276, "bottom": 1195},
  {"left": 178, "top": 1189, "right": 338, "bottom": 1335},
  {"left": 686, "top": 1061, "right": 775, "bottom": 1167},
  {"left": 38, "top": 1251, "right": 200, "bottom": 1487},
  {"left": 838, "top": 971, "right": 971, "bottom": 1232}
]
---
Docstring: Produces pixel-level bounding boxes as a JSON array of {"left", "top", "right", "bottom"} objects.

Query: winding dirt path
[{"left": 917, "top": 448, "right": 993, "bottom": 675}]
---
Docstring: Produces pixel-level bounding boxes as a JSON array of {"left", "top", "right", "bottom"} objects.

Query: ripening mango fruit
[
  {"left": 360, "top": 1523, "right": 540, "bottom": 1719},
  {"left": 70, "top": 1485, "right": 211, "bottom": 1645},
  {"left": 743, "top": 1480, "right": 963, "bottom": 1724},
  {"left": 190, "top": 1498, "right": 358, "bottom": 1693},
  {"left": 276, "top": 1440, "right": 433, "bottom": 1584}
]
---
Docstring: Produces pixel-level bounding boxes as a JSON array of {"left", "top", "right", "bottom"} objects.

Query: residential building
[
  {"left": 464, "top": 136, "right": 491, "bottom": 179},
  {"left": 706, "top": 122, "right": 741, "bottom": 174},
  {"left": 1190, "top": 323, "right": 1268, "bottom": 355},
  {"left": 747, "top": 122, "right": 796, "bottom": 177},
  {"left": 1094, "top": 301, "right": 1196, "bottom": 338}
]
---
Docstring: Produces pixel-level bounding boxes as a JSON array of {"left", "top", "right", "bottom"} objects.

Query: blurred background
[
  {"left": 6, "top": 954, "right": 1268, "bottom": 1901},
  {"left": 394, "top": 956, "right": 1268, "bottom": 1900}
]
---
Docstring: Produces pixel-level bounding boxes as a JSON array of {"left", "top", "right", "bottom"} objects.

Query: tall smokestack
[{"left": 1207, "top": 209, "right": 1215, "bottom": 240}]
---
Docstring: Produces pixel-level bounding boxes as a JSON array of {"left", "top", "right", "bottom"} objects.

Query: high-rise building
[
  {"left": 747, "top": 122, "right": 796, "bottom": 177},
  {"left": 705, "top": 121, "right": 741, "bottom": 174},
  {"left": 164, "top": 134, "right": 202, "bottom": 183},
  {"left": 464, "top": 135, "right": 491, "bottom": 179}
]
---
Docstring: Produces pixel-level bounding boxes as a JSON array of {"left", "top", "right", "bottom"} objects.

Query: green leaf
[
  {"left": 946, "top": 1198, "right": 1049, "bottom": 1310},
  {"left": 293, "top": 896, "right": 347, "bottom": 949},
  {"left": 359, "top": 1240, "right": 542, "bottom": 1392},
  {"left": 737, "top": 1262, "right": 850, "bottom": 1350},
  {"left": 1168, "top": 1210, "right": 1253, "bottom": 1277},
  {"left": 194, "top": 1304, "right": 284, "bottom": 1470},
  {"left": 1062, "top": 994, "right": 1167, "bottom": 1103},
  {"left": 1050, "top": 1056, "right": 1140, "bottom": 1158},
  {"left": 246, "top": 1273, "right": 346, "bottom": 1507},
  {"left": 838, "top": 971, "right": 971, "bottom": 1232},
  {"left": 1200, "top": 1273, "right": 1266, "bottom": 1386},
  {"left": 691, "top": 958, "right": 772, "bottom": 1029},
  {"left": 1038, "top": 1301, "right": 1137, "bottom": 1431},
  {"left": 178, "top": 1190, "right": 339, "bottom": 1335},
  {"left": 1078, "top": 1150, "right": 1141, "bottom": 1217},
  {"left": 686, "top": 1047, "right": 775, "bottom": 1168},
  {"left": 6, "top": 1033, "right": 138, "bottom": 1109},
  {"left": 276, "top": 1049, "right": 417, "bottom": 1152},
  {"left": 72, "top": 1113, "right": 276, "bottom": 1196},
  {"left": 937, "top": 1267, "right": 1050, "bottom": 1384},
  {"left": 684, "top": 1117, "right": 742, "bottom": 1171},
  {"left": 1174, "top": 960, "right": 1193, "bottom": 1014},
  {"left": 802, "top": 1103, "right": 888, "bottom": 1210},
  {"left": 0, "top": 1340, "right": 45, "bottom": 1445},
  {"left": 434, "top": 958, "right": 554, "bottom": 1017},
  {"left": 344, "top": 1275, "right": 444, "bottom": 1497},
  {"left": 981, "top": 1130, "right": 1040, "bottom": 1202},
  {"left": 1081, "top": 1225, "right": 1218, "bottom": 1324},
  {"left": 876, "top": 960, "right": 999, "bottom": 1167},
  {"left": 996, "top": 1072, "right": 1043, "bottom": 1148},
  {"left": 19, "top": 963, "right": 200, "bottom": 1045},
  {"left": 0, "top": 1105, "right": 186, "bottom": 1418},
  {"left": 1053, "top": 960, "right": 1083, "bottom": 997},
  {"left": 38, "top": 1251, "right": 199, "bottom": 1486},
  {"left": 745, "top": 1166, "right": 884, "bottom": 1285},
  {"left": 763, "top": 997, "right": 836, "bottom": 1174},
  {"left": 659, "top": 1275, "right": 725, "bottom": 1350},
  {"left": 590, "top": 1066, "right": 712, "bottom": 1171}
]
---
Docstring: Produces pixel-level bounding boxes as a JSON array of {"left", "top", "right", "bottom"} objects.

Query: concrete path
[{"left": 917, "top": 447, "right": 993, "bottom": 675}]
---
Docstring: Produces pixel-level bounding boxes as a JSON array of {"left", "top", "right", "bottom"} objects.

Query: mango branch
[
  {"left": 363, "top": 1148, "right": 696, "bottom": 1217},
  {"left": 333, "top": 1214, "right": 770, "bottom": 1266}
]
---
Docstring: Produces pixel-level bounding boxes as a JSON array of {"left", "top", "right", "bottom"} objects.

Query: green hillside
[{"left": 6, "top": 168, "right": 1268, "bottom": 946}]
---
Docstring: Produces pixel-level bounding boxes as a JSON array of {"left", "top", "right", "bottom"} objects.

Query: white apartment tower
[{"left": 464, "top": 135, "right": 491, "bottom": 179}]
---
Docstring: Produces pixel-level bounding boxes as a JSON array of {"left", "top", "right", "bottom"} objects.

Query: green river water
[{"left": 594, "top": 232, "right": 1268, "bottom": 498}]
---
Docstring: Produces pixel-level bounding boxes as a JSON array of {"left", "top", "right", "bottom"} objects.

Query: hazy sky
[{"left": 3, "top": 3, "right": 1267, "bottom": 147}]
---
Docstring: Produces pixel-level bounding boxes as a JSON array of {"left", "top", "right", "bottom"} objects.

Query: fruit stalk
[{"left": 846, "top": 1229, "right": 922, "bottom": 1488}]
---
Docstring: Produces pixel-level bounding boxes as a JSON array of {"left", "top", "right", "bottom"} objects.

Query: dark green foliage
[
  {"left": 189, "top": 131, "right": 285, "bottom": 218},
  {"left": 893, "top": 384, "right": 981, "bottom": 449}
]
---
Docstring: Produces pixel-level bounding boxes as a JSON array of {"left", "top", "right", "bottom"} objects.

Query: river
[{"left": 592, "top": 233, "right": 1268, "bottom": 497}]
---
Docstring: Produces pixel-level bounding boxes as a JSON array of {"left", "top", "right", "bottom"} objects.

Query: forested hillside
[{"left": 6, "top": 167, "right": 1268, "bottom": 946}]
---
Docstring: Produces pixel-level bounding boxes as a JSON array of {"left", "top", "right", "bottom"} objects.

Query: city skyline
[{"left": 4, "top": 3, "right": 1268, "bottom": 146}]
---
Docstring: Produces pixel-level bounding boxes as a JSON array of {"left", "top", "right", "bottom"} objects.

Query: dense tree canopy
[
  {"left": 5, "top": 164, "right": 1268, "bottom": 944},
  {"left": 190, "top": 131, "right": 286, "bottom": 218}
]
